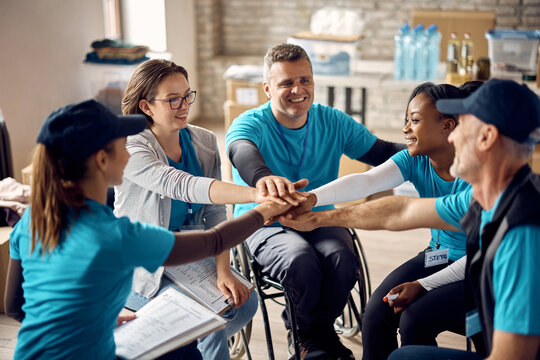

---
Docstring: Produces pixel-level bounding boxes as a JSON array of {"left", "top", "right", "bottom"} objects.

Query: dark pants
[
  {"left": 388, "top": 345, "right": 483, "bottom": 360},
  {"left": 155, "top": 340, "right": 202, "bottom": 360},
  {"left": 246, "top": 226, "right": 359, "bottom": 332},
  {"left": 362, "top": 249, "right": 467, "bottom": 360}
]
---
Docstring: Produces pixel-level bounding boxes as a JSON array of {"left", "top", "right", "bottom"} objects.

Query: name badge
[
  {"left": 424, "top": 248, "right": 449, "bottom": 268},
  {"left": 466, "top": 309, "right": 482, "bottom": 337}
]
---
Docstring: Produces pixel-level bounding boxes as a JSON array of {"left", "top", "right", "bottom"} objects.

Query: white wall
[
  {"left": 164, "top": 0, "right": 199, "bottom": 118},
  {"left": 119, "top": 0, "right": 199, "bottom": 117},
  {"left": 0, "top": 0, "right": 105, "bottom": 181},
  {"left": 0, "top": 0, "right": 198, "bottom": 182}
]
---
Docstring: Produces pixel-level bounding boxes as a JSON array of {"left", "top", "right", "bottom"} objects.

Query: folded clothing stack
[{"left": 85, "top": 39, "right": 149, "bottom": 65}]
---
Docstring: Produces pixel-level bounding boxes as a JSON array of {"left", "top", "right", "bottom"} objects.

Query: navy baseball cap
[
  {"left": 436, "top": 79, "right": 540, "bottom": 144},
  {"left": 37, "top": 99, "right": 147, "bottom": 160}
]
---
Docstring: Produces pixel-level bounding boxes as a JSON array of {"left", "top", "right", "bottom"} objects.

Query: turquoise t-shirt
[
  {"left": 9, "top": 200, "right": 175, "bottom": 359},
  {"left": 226, "top": 102, "right": 377, "bottom": 218},
  {"left": 436, "top": 189, "right": 540, "bottom": 335},
  {"left": 392, "top": 149, "right": 470, "bottom": 260},
  {"left": 167, "top": 129, "right": 203, "bottom": 231}
]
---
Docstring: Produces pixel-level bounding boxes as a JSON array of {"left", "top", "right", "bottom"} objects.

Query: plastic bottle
[
  {"left": 426, "top": 25, "right": 441, "bottom": 80},
  {"left": 446, "top": 32, "right": 460, "bottom": 75},
  {"left": 394, "top": 24, "right": 410, "bottom": 80},
  {"left": 404, "top": 24, "right": 424, "bottom": 80},
  {"left": 415, "top": 27, "right": 430, "bottom": 80},
  {"left": 460, "top": 32, "right": 474, "bottom": 75}
]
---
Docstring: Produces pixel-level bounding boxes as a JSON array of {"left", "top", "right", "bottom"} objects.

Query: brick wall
[{"left": 194, "top": 0, "right": 540, "bottom": 127}]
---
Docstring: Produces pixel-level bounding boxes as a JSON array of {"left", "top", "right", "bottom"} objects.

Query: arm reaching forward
[
  {"left": 280, "top": 195, "right": 458, "bottom": 232},
  {"left": 312, "top": 159, "right": 404, "bottom": 207}
]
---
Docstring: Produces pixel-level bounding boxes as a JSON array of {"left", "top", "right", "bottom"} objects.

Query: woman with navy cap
[{"left": 4, "top": 99, "right": 289, "bottom": 359}]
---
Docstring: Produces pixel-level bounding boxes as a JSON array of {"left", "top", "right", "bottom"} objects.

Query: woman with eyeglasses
[{"left": 116, "top": 59, "right": 306, "bottom": 360}]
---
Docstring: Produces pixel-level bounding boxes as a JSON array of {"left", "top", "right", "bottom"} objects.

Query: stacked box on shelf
[
  {"left": 287, "top": 31, "right": 362, "bottom": 76},
  {"left": 485, "top": 30, "right": 540, "bottom": 81},
  {"left": 223, "top": 79, "right": 268, "bottom": 130}
]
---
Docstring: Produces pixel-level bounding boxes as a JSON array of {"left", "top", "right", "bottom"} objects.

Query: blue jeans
[
  {"left": 388, "top": 345, "right": 484, "bottom": 360},
  {"left": 125, "top": 277, "right": 258, "bottom": 360}
]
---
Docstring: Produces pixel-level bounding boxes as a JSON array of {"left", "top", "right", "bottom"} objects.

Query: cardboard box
[
  {"left": 226, "top": 79, "right": 267, "bottom": 107},
  {"left": 412, "top": 10, "right": 495, "bottom": 62},
  {"left": 0, "top": 227, "right": 11, "bottom": 313},
  {"left": 223, "top": 100, "right": 257, "bottom": 131},
  {"left": 287, "top": 31, "right": 363, "bottom": 76},
  {"left": 22, "top": 164, "right": 32, "bottom": 185},
  {"left": 223, "top": 100, "right": 261, "bottom": 179}
]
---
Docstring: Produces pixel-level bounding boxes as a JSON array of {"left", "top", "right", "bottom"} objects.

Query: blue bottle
[
  {"left": 404, "top": 24, "right": 424, "bottom": 80},
  {"left": 394, "top": 24, "right": 410, "bottom": 80},
  {"left": 416, "top": 27, "right": 430, "bottom": 80},
  {"left": 426, "top": 25, "right": 441, "bottom": 80}
]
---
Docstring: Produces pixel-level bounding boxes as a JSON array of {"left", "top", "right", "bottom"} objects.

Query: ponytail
[{"left": 30, "top": 145, "right": 87, "bottom": 254}]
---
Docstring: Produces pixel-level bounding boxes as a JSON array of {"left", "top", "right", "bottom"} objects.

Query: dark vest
[{"left": 461, "top": 165, "right": 540, "bottom": 356}]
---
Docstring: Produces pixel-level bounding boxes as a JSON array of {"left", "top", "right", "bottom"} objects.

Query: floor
[{"left": 0, "top": 121, "right": 467, "bottom": 359}]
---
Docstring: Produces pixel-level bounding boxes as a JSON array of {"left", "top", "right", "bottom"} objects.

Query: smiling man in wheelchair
[{"left": 226, "top": 43, "right": 404, "bottom": 359}]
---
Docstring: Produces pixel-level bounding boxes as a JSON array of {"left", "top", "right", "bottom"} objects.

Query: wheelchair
[{"left": 228, "top": 228, "right": 372, "bottom": 360}]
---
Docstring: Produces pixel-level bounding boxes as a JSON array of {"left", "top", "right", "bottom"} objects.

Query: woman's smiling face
[{"left": 403, "top": 93, "right": 453, "bottom": 157}]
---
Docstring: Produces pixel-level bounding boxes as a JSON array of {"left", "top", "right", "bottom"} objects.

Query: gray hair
[
  {"left": 263, "top": 43, "right": 312, "bottom": 82},
  {"left": 501, "top": 135, "right": 534, "bottom": 160}
]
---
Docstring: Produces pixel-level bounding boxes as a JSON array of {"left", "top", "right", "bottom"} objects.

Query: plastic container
[
  {"left": 485, "top": 30, "right": 540, "bottom": 80},
  {"left": 404, "top": 24, "right": 424, "bottom": 80},
  {"left": 84, "top": 63, "right": 138, "bottom": 114},
  {"left": 287, "top": 33, "right": 363, "bottom": 76},
  {"left": 394, "top": 24, "right": 410, "bottom": 80},
  {"left": 415, "top": 26, "right": 430, "bottom": 80},
  {"left": 426, "top": 25, "right": 441, "bottom": 80}
]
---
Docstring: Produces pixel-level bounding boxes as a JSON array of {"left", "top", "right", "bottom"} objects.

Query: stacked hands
[
  {"left": 256, "top": 177, "right": 428, "bottom": 314},
  {"left": 253, "top": 175, "right": 319, "bottom": 227}
]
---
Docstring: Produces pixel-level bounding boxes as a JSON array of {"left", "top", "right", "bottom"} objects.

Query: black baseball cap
[
  {"left": 37, "top": 99, "right": 147, "bottom": 160},
  {"left": 436, "top": 79, "right": 540, "bottom": 144}
]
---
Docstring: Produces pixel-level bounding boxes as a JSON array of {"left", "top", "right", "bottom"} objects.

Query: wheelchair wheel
[
  {"left": 228, "top": 243, "right": 253, "bottom": 360},
  {"left": 334, "top": 229, "right": 372, "bottom": 338},
  {"left": 334, "top": 282, "right": 363, "bottom": 337}
]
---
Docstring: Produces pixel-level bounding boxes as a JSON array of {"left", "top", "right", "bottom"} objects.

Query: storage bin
[
  {"left": 287, "top": 31, "right": 362, "bottom": 76},
  {"left": 485, "top": 30, "right": 540, "bottom": 80},
  {"left": 84, "top": 63, "right": 138, "bottom": 114}
]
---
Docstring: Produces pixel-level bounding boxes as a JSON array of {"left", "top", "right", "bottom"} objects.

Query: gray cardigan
[{"left": 114, "top": 125, "right": 227, "bottom": 297}]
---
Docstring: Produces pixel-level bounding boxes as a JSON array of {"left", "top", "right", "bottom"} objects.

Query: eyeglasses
[{"left": 151, "top": 90, "right": 197, "bottom": 110}]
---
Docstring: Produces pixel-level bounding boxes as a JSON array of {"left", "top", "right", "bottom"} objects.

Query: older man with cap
[{"left": 280, "top": 79, "right": 540, "bottom": 360}]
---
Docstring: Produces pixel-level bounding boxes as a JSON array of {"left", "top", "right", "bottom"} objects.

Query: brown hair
[
  {"left": 30, "top": 142, "right": 114, "bottom": 254},
  {"left": 263, "top": 43, "right": 312, "bottom": 82},
  {"left": 122, "top": 59, "right": 189, "bottom": 123}
]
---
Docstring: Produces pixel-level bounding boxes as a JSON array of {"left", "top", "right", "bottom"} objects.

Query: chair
[
  {"left": 0, "top": 112, "right": 14, "bottom": 180},
  {"left": 231, "top": 228, "right": 372, "bottom": 360}
]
